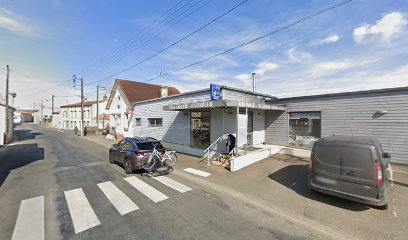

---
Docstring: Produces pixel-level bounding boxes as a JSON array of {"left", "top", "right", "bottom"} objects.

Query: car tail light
[{"left": 376, "top": 161, "right": 383, "bottom": 187}]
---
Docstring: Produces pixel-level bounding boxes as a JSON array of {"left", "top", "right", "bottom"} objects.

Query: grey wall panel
[
  {"left": 222, "top": 89, "right": 263, "bottom": 102},
  {"left": 265, "top": 110, "right": 288, "bottom": 146},
  {"left": 275, "top": 90, "right": 408, "bottom": 164}
]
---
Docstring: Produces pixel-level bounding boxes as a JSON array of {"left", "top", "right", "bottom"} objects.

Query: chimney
[
  {"left": 252, "top": 72, "right": 256, "bottom": 92},
  {"left": 103, "top": 95, "right": 108, "bottom": 101},
  {"left": 161, "top": 86, "right": 168, "bottom": 97}
]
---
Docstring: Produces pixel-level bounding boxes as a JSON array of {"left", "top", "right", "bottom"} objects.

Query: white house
[
  {"left": 0, "top": 103, "right": 15, "bottom": 145},
  {"left": 105, "top": 79, "right": 180, "bottom": 138},
  {"left": 60, "top": 99, "right": 107, "bottom": 130}
]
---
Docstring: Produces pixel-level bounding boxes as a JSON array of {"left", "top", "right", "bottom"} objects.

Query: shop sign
[
  {"left": 167, "top": 101, "right": 214, "bottom": 110},
  {"left": 210, "top": 84, "right": 221, "bottom": 100}
]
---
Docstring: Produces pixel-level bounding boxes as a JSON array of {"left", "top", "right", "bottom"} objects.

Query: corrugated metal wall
[
  {"left": 275, "top": 90, "right": 408, "bottom": 164},
  {"left": 265, "top": 110, "right": 288, "bottom": 146}
]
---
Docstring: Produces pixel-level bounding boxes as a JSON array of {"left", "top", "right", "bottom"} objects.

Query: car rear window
[
  {"left": 315, "top": 145, "right": 342, "bottom": 165},
  {"left": 137, "top": 142, "right": 164, "bottom": 150},
  {"left": 341, "top": 147, "right": 373, "bottom": 169}
]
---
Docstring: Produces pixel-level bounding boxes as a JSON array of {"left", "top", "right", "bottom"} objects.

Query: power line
[
  {"left": 76, "top": 0, "right": 189, "bottom": 76},
  {"left": 82, "top": 0, "right": 213, "bottom": 78},
  {"left": 86, "top": 0, "right": 249, "bottom": 86},
  {"left": 141, "top": 0, "right": 354, "bottom": 83}
]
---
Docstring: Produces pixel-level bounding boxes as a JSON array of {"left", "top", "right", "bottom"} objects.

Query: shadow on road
[
  {"left": 268, "top": 164, "right": 369, "bottom": 211},
  {"left": 14, "top": 129, "right": 43, "bottom": 141},
  {"left": 0, "top": 143, "right": 45, "bottom": 188},
  {"left": 393, "top": 181, "right": 408, "bottom": 188}
]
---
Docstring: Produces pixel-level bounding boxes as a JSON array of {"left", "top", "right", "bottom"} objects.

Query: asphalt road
[{"left": 0, "top": 124, "right": 329, "bottom": 240}]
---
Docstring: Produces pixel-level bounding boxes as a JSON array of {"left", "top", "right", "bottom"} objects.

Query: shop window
[
  {"left": 135, "top": 118, "right": 142, "bottom": 126},
  {"left": 191, "top": 111, "right": 210, "bottom": 149},
  {"left": 289, "top": 112, "right": 321, "bottom": 150},
  {"left": 148, "top": 118, "right": 162, "bottom": 127}
]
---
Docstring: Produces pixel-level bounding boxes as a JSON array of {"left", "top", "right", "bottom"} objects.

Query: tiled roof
[
  {"left": 60, "top": 101, "right": 104, "bottom": 108},
  {"left": 15, "top": 109, "right": 39, "bottom": 114},
  {"left": 115, "top": 79, "right": 181, "bottom": 104}
]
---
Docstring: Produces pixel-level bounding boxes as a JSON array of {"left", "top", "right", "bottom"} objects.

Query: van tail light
[{"left": 376, "top": 161, "right": 383, "bottom": 187}]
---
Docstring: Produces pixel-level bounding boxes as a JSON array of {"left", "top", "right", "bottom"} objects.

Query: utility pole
[
  {"left": 40, "top": 100, "right": 44, "bottom": 124},
  {"left": 96, "top": 84, "right": 99, "bottom": 129},
  {"left": 5, "top": 65, "right": 9, "bottom": 143},
  {"left": 52, "top": 94, "right": 55, "bottom": 115},
  {"left": 80, "top": 78, "right": 84, "bottom": 137}
]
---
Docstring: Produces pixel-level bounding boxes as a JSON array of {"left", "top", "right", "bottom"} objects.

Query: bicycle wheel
[
  {"left": 165, "top": 152, "right": 177, "bottom": 166},
  {"left": 141, "top": 153, "right": 156, "bottom": 171}
]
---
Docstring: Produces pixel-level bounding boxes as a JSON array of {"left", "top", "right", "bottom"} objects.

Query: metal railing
[{"left": 203, "top": 135, "right": 223, "bottom": 165}]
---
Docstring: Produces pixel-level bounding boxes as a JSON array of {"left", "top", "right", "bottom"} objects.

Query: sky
[{"left": 0, "top": 0, "right": 407, "bottom": 114}]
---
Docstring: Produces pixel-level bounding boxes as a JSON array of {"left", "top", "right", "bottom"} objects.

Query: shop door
[{"left": 247, "top": 111, "right": 253, "bottom": 146}]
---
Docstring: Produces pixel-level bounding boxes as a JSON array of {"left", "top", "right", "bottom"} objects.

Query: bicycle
[{"left": 141, "top": 148, "right": 177, "bottom": 173}]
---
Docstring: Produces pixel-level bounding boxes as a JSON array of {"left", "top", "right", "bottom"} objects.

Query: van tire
[{"left": 378, "top": 204, "right": 388, "bottom": 210}]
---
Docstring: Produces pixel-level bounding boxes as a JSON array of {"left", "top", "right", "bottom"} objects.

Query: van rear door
[
  {"left": 312, "top": 144, "right": 342, "bottom": 193},
  {"left": 341, "top": 146, "right": 378, "bottom": 199}
]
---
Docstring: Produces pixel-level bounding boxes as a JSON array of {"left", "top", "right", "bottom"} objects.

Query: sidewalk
[{"left": 83, "top": 134, "right": 117, "bottom": 149}]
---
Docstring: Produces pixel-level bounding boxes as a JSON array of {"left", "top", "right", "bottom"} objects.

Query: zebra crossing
[{"left": 11, "top": 176, "right": 192, "bottom": 238}]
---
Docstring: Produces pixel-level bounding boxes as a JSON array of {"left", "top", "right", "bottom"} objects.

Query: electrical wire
[
  {"left": 141, "top": 0, "right": 354, "bottom": 83},
  {"left": 86, "top": 0, "right": 249, "bottom": 86}
]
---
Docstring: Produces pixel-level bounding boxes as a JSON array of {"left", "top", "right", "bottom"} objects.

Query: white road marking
[
  {"left": 97, "top": 181, "right": 139, "bottom": 215},
  {"left": 392, "top": 169, "right": 408, "bottom": 175},
  {"left": 12, "top": 196, "right": 44, "bottom": 240},
  {"left": 55, "top": 129, "right": 64, "bottom": 132},
  {"left": 124, "top": 176, "right": 168, "bottom": 203},
  {"left": 154, "top": 176, "right": 192, "bottom": 193},
  {"left": 64, "top": 188, "right": 100, "bottom": 234},
  {"left": 183, "top": 168, "right": 211, "bottom": 177}
]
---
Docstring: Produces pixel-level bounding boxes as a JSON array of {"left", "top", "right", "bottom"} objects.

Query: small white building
[
  {"left": 60, "top": 100, "right": 107, "bottom": 130},
  {"left": 105, "top": 79, "right": 180, "bottom": 137},
  {"left": 0, "top": 103, "right": 15, "bottom": 145}
]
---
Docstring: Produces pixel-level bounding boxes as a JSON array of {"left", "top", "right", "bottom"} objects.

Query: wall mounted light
[{"left": 375, "top": 109, "right": 389, "bottom": 114}]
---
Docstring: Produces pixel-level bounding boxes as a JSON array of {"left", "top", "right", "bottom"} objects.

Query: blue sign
[{"left": 210, "top": 84, "right": 221, "bottom": 100}]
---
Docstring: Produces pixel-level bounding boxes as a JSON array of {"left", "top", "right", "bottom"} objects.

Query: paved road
[{"left": 0, "top": 124, "right": 329, "bottom": 240}]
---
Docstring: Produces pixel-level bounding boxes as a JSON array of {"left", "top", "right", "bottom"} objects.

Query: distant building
[
  {"left": 60, "top": 100, "right": 107, "bottom": 130},
  {"left": 0, "top": 103, "right": 15, "bottom": 145},
  {"left": 15, "top": 109, "right": 38, "bottom": 123},
  {"left": 105, "top": 79, "right": 180, "bottom": 137}
]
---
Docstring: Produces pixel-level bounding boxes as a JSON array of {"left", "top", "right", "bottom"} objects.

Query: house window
[
  {"left": 148, "top": 118, "right": 162, "bottom": 127},
  {"left": 190, "top": 111, "right": 210, "bottom": 149},
  {"left": 289, "top": 112, "right": 321, "bottom": 150},
  {"left": 135, "top": 118, "right": 142, "bottom": 126}
]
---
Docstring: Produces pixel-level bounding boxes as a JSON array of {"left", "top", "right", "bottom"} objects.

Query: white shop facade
[{"left": 132, "top": 85, "right": 287, "bottom": 169}]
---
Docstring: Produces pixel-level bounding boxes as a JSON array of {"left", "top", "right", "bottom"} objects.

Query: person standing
[
  {"left": 84, "top": 126, "right": 88, "bottom": 137},
  {"left": 74, "top": 126, "right": 79, "bottom": 136}
]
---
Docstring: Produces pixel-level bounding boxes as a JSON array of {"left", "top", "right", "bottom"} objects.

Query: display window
[
  {"left": 191, "top": 111, "right": 210, "bottom": 149},
  {"left": 289, "top": 112, "right": 321, "bottom": 149}
]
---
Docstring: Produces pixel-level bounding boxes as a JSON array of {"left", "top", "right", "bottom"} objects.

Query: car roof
[
  {"left": 317, "top": 135, "right": 379, "bottom": 146},
  {"left": 125, "top": 137, "right": 160, "bottom": 143}
]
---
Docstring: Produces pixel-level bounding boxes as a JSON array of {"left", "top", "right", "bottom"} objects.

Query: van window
[
  {"left": 315, "top": 145, "right": 341, "bottom": 165},
  {"left": 341, "top": 147, "right": 373, "bottom": 169}
]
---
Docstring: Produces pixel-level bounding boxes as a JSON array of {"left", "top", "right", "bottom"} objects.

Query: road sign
[{"left": 210, "top": 84, "right": 221, "bottom": 100}]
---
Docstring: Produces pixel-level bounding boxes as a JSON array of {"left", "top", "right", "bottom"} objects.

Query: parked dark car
[
  {"left": 308, "top": 136, "right": 391, "bottom": 209},
  {"left": 109, "top": 137, "right": 165, "bottom": 174}
]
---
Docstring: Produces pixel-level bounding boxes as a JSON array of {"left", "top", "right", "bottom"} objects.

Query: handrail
[
  {"left": 203, "top": 135, "right": 222, "bottom": 153},
  {"left": 203, "top": 135, "right": 223, "bottom": 165},
  {"left": 228, "top": 147, "right": 236, "bottom": 157}
]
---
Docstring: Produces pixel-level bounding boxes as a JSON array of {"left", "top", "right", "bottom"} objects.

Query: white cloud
[
  {"left": 312, "top": 60, "right": 353, "bottom": 77},
  {"left": 353, "top": 12, "right": 407, "bottom": 43},
  {"left": 175, "top": 70, "right": 220, "bottom": 81},
  {"left": 0, "top": 7, "right": 38, "bottom": 38},
  {"left": 312, "top": 34, "right": 340, "bottom": 46},
  {"left": 288, "top": 48, "right": 312, "bottom": 63},
  {"left": 254, "top": 61, "right": 279, "bottom": 75}
]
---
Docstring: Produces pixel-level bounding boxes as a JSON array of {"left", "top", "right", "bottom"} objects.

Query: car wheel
[
  {"left": 124, "top": 159, "right": 133, "bottom": 174},
  {"left": 109, "top": 152, "right": 114, "bottom": 164}
]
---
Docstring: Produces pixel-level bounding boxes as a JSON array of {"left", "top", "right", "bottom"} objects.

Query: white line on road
[
  {"left": 12, "top": 196, "right": 44, "bottom": 240},
  {"left": 124, "top": 176, "right": 168, "bottom": 203},
  {"left": 184, "top": 168, "right": 211, "bottom": 177},
  {"left": 153, "top": 176, "right": 192, "bottom": 193},
  {"left": 64, "top": 188, "right": 100, "bottom": 234},
  {"left": 393, "top": 169, "right": 408, "bottom": 175},
  {"left": 97, "top": 181, "right": 139, "bottom": 215},
  {"left": 55, "top": 129, "right": 64, "bottom": 132}
]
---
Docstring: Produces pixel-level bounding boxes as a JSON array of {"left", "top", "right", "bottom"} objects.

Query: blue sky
[{"left": 0, "top": 0, "right": 407, "bottom": 111}]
